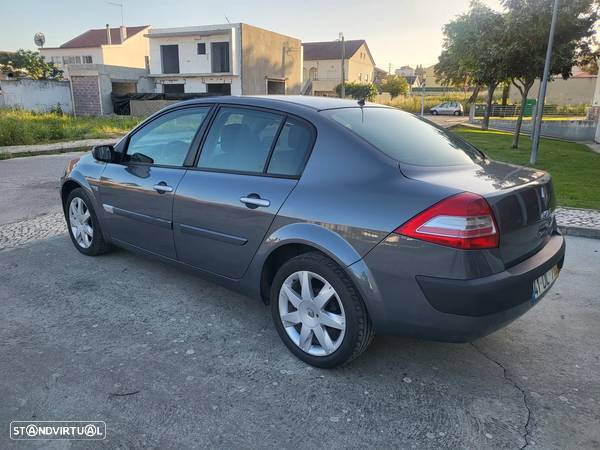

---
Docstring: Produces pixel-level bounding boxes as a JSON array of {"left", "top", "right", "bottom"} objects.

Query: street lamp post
[
  {"left": 530, "top": 0, "right": 560, "bottom": 164},
  {"left": 339, "top": 32, "right": 346, "bottom": 98}
]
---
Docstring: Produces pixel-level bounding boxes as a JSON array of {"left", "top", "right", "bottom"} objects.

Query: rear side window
[
  {"left": 267, "top": 118, "right": 312, "bottom": 176},
  {"left": 322, "top": 107, "right": 482, "bottom": 166},
  {"left": 198, "top": 107, "right": 283, "bottom": 173}
]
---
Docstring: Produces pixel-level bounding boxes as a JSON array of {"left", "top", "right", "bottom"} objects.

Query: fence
[{"left": 471, "top": 103, "right": 589, "bottom": 119}]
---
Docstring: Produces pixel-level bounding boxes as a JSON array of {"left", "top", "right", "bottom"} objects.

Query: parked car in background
[
  {"left": 430, "top": 101, "right": 464, "bottom": 116},
  {"left": 60, "top": 96, "right": 564, "bottom": 368}
]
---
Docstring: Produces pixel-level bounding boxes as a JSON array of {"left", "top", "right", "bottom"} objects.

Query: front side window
[
  {"left": 198, "top": 107, "right": 283, "bottom": 173},
  {"left": 126, "top": 107, "right": 209, "bottom": 166},
  {"left": 267, "top": 118, "right": 313, "bottom": 176},
  {"left": 323, "top": 107, "right": 483, "bottom": 166}
]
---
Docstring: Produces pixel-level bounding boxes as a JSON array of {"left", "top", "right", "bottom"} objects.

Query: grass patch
[
  {"left": 453, "top": 126, "right": 600, "bottom": 210},
  {"left": 0, "top": 110, "right": 142, "bottom": 146}
]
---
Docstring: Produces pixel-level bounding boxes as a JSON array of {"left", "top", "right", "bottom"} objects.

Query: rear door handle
[
  {"left": 153, "top": 183, "right": 173, "bottom": 193},
  {"left": 240, "top": 196, "right": 270, "bottom": 208}
]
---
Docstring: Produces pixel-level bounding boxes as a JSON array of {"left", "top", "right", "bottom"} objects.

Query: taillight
[{"left": 394, "top": 192, "right": 499, "bottom": 249}]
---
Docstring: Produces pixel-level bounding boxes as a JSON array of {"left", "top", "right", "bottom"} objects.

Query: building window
[
  {"left": 206, "top": 83, "right": 231, "bottom": 95},
  {"left": 160, "top": 45, "right": 180, "bottom": 74},
  {"left": 62, "top": 55, "right": 81, "bottom": 65},
  {"left": 163, "top": 83, "right": 185, "bottom": 94},
  {"left": 197, "top": 43, "right": 206, "bottom": 55},
  {"left": 308, "top": 67, "right": 317, "bottom": 80},
  {"left": 82, "top": 55, "right": 93, "bottom": 64},
  {"left": 211, "top": 42, "right": 230, "bottom": 73}
]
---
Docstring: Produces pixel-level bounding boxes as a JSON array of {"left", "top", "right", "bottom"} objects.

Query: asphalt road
[
  {"left": 1, "top": 151, "right": 599, "bottom": 449},
  {"left": 0, "top": 152, "right": 82, "bottom": 225}
]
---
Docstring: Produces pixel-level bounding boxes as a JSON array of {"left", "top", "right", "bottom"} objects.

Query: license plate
[{"left": 532, "top": 265, "right": 560, "bottom": 302}]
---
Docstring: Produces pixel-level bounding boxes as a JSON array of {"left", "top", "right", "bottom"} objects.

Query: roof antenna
[
  {"left": 358, "top": 98, "right": 365, "bottom": 122},
  {"left": 224, "top": 15, "right": 231, "bottom": 25}
]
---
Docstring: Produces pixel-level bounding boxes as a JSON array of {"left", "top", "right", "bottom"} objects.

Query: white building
[
  {"left": 39, "top": 25, "right": 150, "bottom": 79},
  {"left": 147, "top": 23, "right": 303, "bottom": 96}
]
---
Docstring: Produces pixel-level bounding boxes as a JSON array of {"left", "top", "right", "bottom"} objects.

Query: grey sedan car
[{"left": 61, "top": 96, "right": 565, "bottom": 368}]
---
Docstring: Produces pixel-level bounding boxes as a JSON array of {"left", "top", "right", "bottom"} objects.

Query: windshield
[{"left": 322, "top": 107, "right": 483, "bottom": 166}]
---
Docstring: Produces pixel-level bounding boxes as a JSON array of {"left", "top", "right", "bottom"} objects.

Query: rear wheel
[
  {"left": 270, "top": 252, "right": 374, "bottom": 368},
  {"left": 431, "top": 110, "right": 438, "bottom": 116},
  {"left": 65, "top": 188, "right": 111, "bottom": 256},
  {"left": 454, "top": 110, "right": 461, "bottom": 116}
]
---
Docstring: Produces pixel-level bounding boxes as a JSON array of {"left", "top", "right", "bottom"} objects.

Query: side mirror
[{"left": 92, "top": 145, "right": 115, "bottom": 163}]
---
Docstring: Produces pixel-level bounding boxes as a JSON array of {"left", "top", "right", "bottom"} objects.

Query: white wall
[
  {"left": 148, "top": 25, "right": 239, "bottom": 75},
  {"left": 0, "top": 79, "right": 73, "bottom": 113},
  {"left": 39, "top": 47, "right": 103, "bottom": 79},
  {"left": 153, "top": 76, "right": 242, "bottom": 95}
]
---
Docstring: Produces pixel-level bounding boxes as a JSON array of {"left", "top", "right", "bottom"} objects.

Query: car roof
[{"left": 168, "top": 95, "right": 388, "bottom": 112}]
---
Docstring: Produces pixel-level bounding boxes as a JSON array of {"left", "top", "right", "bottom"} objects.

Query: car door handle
[
  {"left": 152, "top": 183, "right": 173, "bottom": 193},
  {"left": 240, "top": 196, "right": 270, "bottom": 208}
]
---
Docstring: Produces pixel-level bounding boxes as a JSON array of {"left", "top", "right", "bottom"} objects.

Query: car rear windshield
[{"left": 322, "top": 107, "right": 483, "bottom": 166}]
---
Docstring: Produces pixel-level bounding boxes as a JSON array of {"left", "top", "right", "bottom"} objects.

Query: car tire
[
  {"left": 65, "top": 188, "right": 111, "bottom": 256},
  {"left": 454, "top": 111, "right": 461, "bottom": 116},
  {"left": 431, "top": 110, "right": 438, "bottom": 115},
  {"left": 270, "top": 251, "right": 374, "bottom": 368}
]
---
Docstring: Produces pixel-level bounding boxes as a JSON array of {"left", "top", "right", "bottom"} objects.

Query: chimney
[
  {"left": 106, "top": 24, "right": 112, "bottom": 45},
  {"left": 119, "top": 25, "right": 127, "bottom": 42}
]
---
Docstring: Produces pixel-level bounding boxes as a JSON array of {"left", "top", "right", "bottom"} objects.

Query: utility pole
[
  {"left": 388, "top": 62, "right": 392, "bottom": 75},
  {"left": 339, "top": 32, "right": 346, "bottom": 98},
  {"left": 530, "top": 0, "right": 560, "bottom": 164},
  {"left": 420, "top": 76, "right": 426, "bottom": 117}
]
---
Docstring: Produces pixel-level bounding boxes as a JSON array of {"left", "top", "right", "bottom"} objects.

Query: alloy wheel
[
  {"left": 69, "top": 197, "right": 93, "bottom": 249},
  {"left": 278, "top": 270, "right": 346, "bottom": 356}
]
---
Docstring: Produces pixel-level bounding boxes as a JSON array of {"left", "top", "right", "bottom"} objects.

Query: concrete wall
[
  {"left": 240, "top": 23, "right": 302, "bottom": 95},
  {"left": 130, "top": 99, "right": 179, "bottom": 116},
  {"left": 471, "top": 117, "right": 596, "bottom": 141},
  {"left": 0, "top": 79, "right": 72, "bottom": 113},
  {"left": 509, "top": 77, "right": 596, "bottom": 105}
]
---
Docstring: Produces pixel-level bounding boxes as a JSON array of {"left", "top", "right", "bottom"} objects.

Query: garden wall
[{"left": 0, "top": 79, "right": 72, "bottom": 113}]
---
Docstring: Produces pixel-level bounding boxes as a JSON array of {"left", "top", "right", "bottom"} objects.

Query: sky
[{"left": 1, "top": 0, "right": 503, "bottom": 70}]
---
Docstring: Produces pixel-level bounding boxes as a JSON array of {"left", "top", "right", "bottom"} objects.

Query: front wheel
[
  {"left": 431, "top": 110, "right": 438, "bottom": 116},
  {"left": 65, "top": 188, "right": 111, "bottom": 256},
  {"left": 270, "top": 252, "right": 374, "bottom": 368},
  {"left": 454, "top": 110, "right": 461, "bottom": 116}
]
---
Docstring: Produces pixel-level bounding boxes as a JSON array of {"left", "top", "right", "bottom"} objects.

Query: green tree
[
  {"left": 436, "top": 2, "right": 510, "bottom": 130},
  {"left": 380, "top": 75, "right": 409, "bottom": 99},
  {"left": 0, "top": 49, "right": 62, "bottom": 80},
  {"left": 502, "top": 0, "right": 598, "bottom": 148},
  {"left": 335, "top": 82, "right": 379, "bottom": 101}
]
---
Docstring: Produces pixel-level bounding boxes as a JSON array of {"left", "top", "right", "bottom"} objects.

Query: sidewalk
[
  {"left": 0, "top": 137, "right": 122, "bottom": 156},
  {"left": 556, "top": 207, "right": 600, "bottom": 239}
]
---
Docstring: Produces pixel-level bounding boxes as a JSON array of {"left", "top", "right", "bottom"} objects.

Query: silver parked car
[
  {"left": 430, "top": 101, "right": 464, "bottom": 116},
  {"left": 61, "top": 96, "right": 564, "bottom": 368}
]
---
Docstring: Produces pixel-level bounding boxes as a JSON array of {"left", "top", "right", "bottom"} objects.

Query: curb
[
  {"left": 0, "top": 138, "right": 121, "bottom": 157},
  {"left": 559, "top": 225, "right": 600, "bottom": 239}
]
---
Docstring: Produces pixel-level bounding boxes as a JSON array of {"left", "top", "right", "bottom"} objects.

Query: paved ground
[{"left": 1, "top": 151, "right": 599, "bottom": 449}]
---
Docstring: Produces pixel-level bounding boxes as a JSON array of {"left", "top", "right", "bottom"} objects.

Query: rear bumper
[{"left": 349, "top": 233, "right": 565, "bottom": 342}]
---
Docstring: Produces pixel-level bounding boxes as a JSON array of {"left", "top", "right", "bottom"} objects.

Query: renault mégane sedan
[{"left": 60, "top": 96, "right": 565, "bottom": 368}]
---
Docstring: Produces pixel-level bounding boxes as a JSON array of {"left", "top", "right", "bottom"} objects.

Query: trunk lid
[{"left": 401, "top": 160, "right": 557, "bottom": 266}]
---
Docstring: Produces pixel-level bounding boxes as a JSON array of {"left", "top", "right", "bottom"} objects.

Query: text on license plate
[{"left": 532, "top": 265, "right": 560, "bottom": 302}]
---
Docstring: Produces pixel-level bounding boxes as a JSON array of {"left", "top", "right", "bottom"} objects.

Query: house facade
[
  {"left": 146, "top": 23, "right": 302, "bottom": 95},
  {"left": 302, "top": 40, "right": 376, "bottom": 96},
  {"left": 39, "top": 25, "right": 150, "bottom": 79}
]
